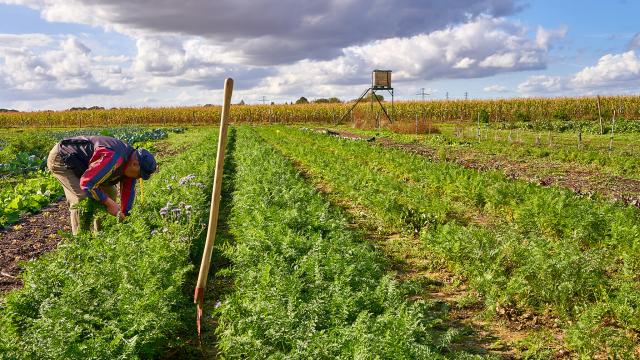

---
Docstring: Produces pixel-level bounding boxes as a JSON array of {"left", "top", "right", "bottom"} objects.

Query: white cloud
[
  {"left": 0, "top": 33, "right": 53, "bottom": 50},
  {"left": 1, "top": 1, "right": 575, "bottom": 108},
  {"left": 535, "top": 26, "right": 568, "bottom": 50},
  {"left": 258, "top": 16, "right": 560, "bottom": 97},
  {"left": 484, "top": 84, "right": 508, "bottom": 92},
  {"left": 518, "top": 51, "right": 640, "bottom": 95},
  {"left": 517, "top": 75, "right": 565, "bottom": 93},
  {"left": 572, "top": 51, "right": 640, "bottom": 87},
  {"left": 0, "top": 35, "right": 132, "bottom": 100},
  {"left": 0, "top": 0, "right": 522, "bottom": 64}
]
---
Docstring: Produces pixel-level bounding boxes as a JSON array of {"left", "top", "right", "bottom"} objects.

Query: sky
[{"left": 0, "top": 0, "right": 639, "bottom": 111}]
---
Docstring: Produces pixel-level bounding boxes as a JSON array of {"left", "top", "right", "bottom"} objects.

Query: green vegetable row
[
  {"left": 345, "top": 125, "right": 640, "bottom": 180},
  {"left": 257, "top": 125, "right": 640, "bottom": 357},
  {"left": 0, "top": 172, "right": 63, "bottom": 228},
  {"left": 216, "top": 127, "right": 473, "bottom": 358},
  {"left": 0, "top": 128, "right": 215, "bottom": 359}
]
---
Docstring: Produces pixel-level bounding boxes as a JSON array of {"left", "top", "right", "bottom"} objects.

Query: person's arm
[
  {"left": 120, "top": 177, "right": 136, "bottom": 216},
  {"left": 79, "top": 147, "right": 123, "bottom": 205}
]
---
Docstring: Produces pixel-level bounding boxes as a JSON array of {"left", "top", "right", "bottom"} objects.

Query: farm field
[
  {"left": 326, "top": 124, "right": 640, "bottom": 207},
  {"left": 2, "top": 95, "right": 640, "bottom": 128},
  {"left": 0, "top": 119, "right": 639, "bottom": 358},
  {"left": 4, "top": 0, "right": 640, "bottom": 358}
]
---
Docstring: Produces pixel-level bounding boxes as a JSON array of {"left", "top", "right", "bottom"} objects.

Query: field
[
  {"left": 2, "top": 95, "right": 640, "bottom": 128},
  {"left": 0, "top": 102, "right": 639, "bottom": 359}
]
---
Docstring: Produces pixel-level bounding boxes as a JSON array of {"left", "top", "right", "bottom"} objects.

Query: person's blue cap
[{"left": 136, "top": 148, "right": 157, "bottom": 180}]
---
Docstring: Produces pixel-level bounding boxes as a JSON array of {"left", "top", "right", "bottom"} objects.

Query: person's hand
[{"left": 104, "top": 198, "right": 125, "bottom": 220}]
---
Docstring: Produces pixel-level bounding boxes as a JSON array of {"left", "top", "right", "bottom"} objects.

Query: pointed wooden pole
[{"left": 194, "top": 78, "right": 234, "bottom": 336}]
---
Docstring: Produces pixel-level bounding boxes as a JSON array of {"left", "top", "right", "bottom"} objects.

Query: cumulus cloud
[
  {"left": 2, "top": 0, "right": 576, "bottom": 107},
  {"left": 517, "top": 75, "right": 565, "bottom": 93},
  {"left": 535, "top": 25, "right": 567, "bottom": 50},
  {"left": 0, "top": 33, "right": 53, "bottom": 50},
  {"left": 484, "top": 84, "right": 508, "bottom": 92},
  {"left": 572, "top": 51, "right": 640, "bottom": 87},
  {"left": 518, "top": 51, "right": 640, "bottom": 94},
  {"left": 0, "top": 35, "right": 132, "bottom": 100},
  {"left": 256, "top": 16, "right": 563, "bottom": 97},
  {"left": 2, "top": 0, "right": 523, "bottom": 64}
]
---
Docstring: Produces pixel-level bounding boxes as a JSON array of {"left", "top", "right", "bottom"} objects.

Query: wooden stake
[
  {"left": 596, "top": 95, "right": 603, "bottom": 135},
  {"left": 609, "top": 110, "right": 616, "bottom": 152},
  {"left": 194, "top": 78, "right": 234, "bottom": 336},
  {"left": 476, "top": 112, "right": 481, "bottom": 141}
]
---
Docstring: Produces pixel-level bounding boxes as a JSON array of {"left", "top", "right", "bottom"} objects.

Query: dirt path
[
  {"left": 0, "top": 199, "right": 69, "bottom": 293},
  {"left": 326, "top": 128, "right": 640, "bottom": 209}
]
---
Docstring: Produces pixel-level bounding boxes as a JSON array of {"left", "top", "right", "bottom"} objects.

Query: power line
[
  {"left": 259, "top": 96, "right": 270, "bottom": 105},
  {"left": 415, "top": 88, "right": 430, "bottom": 101}
]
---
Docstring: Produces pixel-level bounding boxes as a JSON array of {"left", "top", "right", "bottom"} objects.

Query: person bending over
[{"left": 47, "top": 135, "right": 157, "bottom": 235}]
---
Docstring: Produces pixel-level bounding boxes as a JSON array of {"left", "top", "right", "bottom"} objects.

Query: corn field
[{"left": 1, "top": 95, "right": 640, "bottom": 128}]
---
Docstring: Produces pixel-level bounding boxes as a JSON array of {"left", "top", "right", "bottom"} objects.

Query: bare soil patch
[{"left": 0, "top": 199, "right": 69, "bottom": 293}]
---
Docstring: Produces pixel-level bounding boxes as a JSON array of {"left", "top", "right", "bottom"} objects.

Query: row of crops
[
  {"left": 0, "top": 127, "right": 476, "bottom": 359},
  {"left": 0, "top": 127, "right": 183, "bottom": 228},
  {"left": 217, "top": 127, "right": 465, "bottom": 357},
  {"left": 1, "top": 95, "right": 640, "bottom": 130},
  {"left": 0, "top": 129, "right": 216, "bottom": 358},
  {"left": 1, "top": 124, "right": 638, "bottom": 358},
  {"left": 347, "top": 124, "right": 640, "bottom": 180},
  {"left": 257, "top": 126, "right": 640, "bottom": 357}
]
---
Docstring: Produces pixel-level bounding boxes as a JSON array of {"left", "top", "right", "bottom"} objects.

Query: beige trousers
[{"left": 47, "top": 144, "right": 117, "bottom": 235}]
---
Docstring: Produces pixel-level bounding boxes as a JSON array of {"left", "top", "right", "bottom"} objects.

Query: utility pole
[
  {"left": 416, "top": 88, "right": 430, "bottom": 101},
  {"left": 464, "top": 92, "right": 468, "bottom": 100},
  {"left": 260, "top": 96, "right": 269, "bottom": 105},
  {"left": 445, "top": 91, "right": 449, "bottom": 100}
]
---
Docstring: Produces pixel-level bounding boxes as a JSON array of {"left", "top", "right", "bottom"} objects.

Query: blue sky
[{"left": 0, "top": 0, "right": 639, "bottom": 110}]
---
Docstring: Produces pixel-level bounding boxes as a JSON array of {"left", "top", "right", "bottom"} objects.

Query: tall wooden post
[
  {"left": 596, "top": 95, "right": 603, "bottom": 135},
  {"left": 194, "top": 78, "right": 234, "bottom": 336}
]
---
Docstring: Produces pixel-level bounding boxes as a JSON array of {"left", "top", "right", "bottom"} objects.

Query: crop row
[
  {"left": 343, "top": 125, "right": 640, "bottom": 180},
  {"left": 0, "top": 172, "right": 62, "bottom": 228},
  {"left": 216, "top": 126, "right": 474, "bottom": 358},
  {"left": 1, "top": 95, "right": 639, "bottom": 128},
  {"left": 0, "top": 127, "right": 185, "bottom": 229},
  {"left": 0, "top": 128, "right": 215, "bottom": 359},
  {"left": 257, "top": 126, "right": 640, "bottom": 357}
]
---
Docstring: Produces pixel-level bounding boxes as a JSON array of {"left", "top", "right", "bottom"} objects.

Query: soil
[
  {"left": 0, "top": 199, "right": 70, "bottom": 293},
  {"left": 327, "top": 129, "right": 640, "bottom": 209}
]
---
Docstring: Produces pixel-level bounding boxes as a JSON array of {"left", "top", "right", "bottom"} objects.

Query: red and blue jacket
[
  {"left": 58, "top": 136, "right": 136, "bottom": 215},
  {"left": 79, "top": 147, "right": 136, "bottom": 215}
]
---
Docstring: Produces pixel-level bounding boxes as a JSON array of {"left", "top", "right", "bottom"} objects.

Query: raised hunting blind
[
  {"left": 340, "top": 70, "right": 395, "bottom": 127},
  {"left": 372, "top": 69, "right": 392, "bottom": 89}
]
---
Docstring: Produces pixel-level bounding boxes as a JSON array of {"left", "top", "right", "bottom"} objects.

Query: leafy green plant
[
  {"left": 0, "top": 172, "right": 63, "bottom": 227},
  {"left": 257, "top": 125, "right": 640, "bottom": 357},
  {"left": 0, "top": 128, "right": 217, "bottom": 359},
  {"left": 215, "top": 127, "right": 470, "bottom": 358}
]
